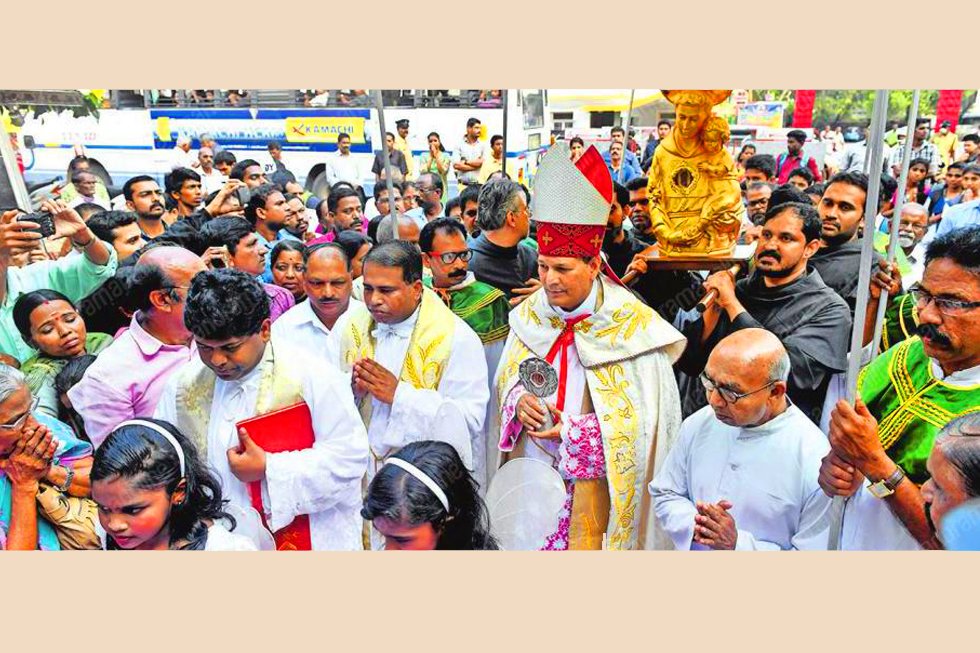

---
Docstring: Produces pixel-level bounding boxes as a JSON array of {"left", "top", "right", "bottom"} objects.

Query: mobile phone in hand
[{"left": 17, "top": 212, "right": 56, "bottom": 238}]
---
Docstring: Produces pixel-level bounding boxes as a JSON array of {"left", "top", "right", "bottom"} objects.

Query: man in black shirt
[
  {"left": 371, "top": 132, "right": 408, "bottom": 185},
  {"left": 675, "top": 202, "right": 851, "bottom": 424},
  {"left": 467, "top": 178, "right": 539, "bottom": 304}
]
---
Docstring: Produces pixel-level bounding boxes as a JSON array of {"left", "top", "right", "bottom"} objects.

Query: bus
[{"left": 14, "top": 89, "right": 552, "bottom": 199}]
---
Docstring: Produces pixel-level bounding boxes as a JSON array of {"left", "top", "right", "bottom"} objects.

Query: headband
[
  {"left": 117, "top": 420, "right": 185, "bottom": 477},
  {"left": 386, "top": 458, "right": 450, "bottom": 512}
]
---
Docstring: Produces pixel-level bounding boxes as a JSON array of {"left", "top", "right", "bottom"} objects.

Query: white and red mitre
[{"left": 532, "top": 142, "right": 612, "bottom": 258}]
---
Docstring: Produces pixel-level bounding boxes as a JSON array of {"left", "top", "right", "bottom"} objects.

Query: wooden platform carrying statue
[{"left": 646, "top": 90, "right": 746, "bottom": 257}]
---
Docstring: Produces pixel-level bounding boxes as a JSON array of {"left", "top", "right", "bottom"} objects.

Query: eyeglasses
[
  {"left": 699, "top": 372, "right": 776, "bottom": 405},
  {"left": 626, "top": 198, "right": 649, "bottom": 207},
  {"left": 909, "top": 284, "right": 980, "bottom": 316},
  {"left": 463, "top": 209, "right": 478, "bottom": 218},
  {"left": 430, "top": 249, "right": 473, "bottom": 265},
  {"left": 747, "top": 198, "right": 769, "bottom": 208},
  {"left": 0, "top": 396, "right": 41, "bottom": 431}
]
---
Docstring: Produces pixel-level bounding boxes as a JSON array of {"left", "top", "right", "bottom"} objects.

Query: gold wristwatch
[{"left": 867, "top": 465, "right": 906, "bottom": 499}]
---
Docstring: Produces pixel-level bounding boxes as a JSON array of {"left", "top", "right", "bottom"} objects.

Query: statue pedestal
[{"left": 636, "top": 244, "right": 756, "bottom": 272}]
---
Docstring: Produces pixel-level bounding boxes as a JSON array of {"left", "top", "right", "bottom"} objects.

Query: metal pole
[
  {"left": 827, "top": 89, "right": 890, "bottom": 550},
  {"left": 501, "top": 89, "right": 509, "bottom": 180},
  {"left": 620, "top": 89, "right": 636, "bottom": 184},
  {"left": 870, "top": 90, "right": 921, "bottom": 359},
  {"left": 373, "top": 89, "right": 400, "bottom": 241}
]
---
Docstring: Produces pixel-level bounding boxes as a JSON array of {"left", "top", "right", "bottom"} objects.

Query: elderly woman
[
  {"left": 0, "top": 364, "right": 96, "bottom": 550},
  {"left": 13, "top": 290, "right": 112, "bottom": 420},
  {"left": 922, "top": 414, "right": 980, "bottom": 548}
]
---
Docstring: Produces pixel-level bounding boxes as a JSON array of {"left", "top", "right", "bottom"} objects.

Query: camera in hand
[{"left": 17, "top": 211, "right": 56, "bottom": 238}]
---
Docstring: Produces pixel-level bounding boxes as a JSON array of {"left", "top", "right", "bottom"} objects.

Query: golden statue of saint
[{"left": 646, "top": 90, "right": 746, "bottom": 257}]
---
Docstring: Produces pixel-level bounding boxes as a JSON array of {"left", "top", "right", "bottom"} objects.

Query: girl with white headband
[
  {"left": 91, "top": 419, "right": 265, "bottom": 551},
  {"left": 361, "top": 440, "right": 498, "bottom": 550}
]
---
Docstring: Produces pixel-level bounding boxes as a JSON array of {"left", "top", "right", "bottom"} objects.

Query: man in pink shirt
[{"left": 68, "top": 246, "right": 206, "bottom": 447}]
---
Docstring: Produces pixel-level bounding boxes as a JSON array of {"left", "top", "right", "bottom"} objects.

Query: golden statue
[{"left": 646, "top": 90, "right": 746, "bottom": 257}]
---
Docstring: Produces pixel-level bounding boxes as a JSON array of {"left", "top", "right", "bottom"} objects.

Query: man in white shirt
[
  {"left": 893, "top": 202, "right": 929, "bottom": 286},
  {"left": 168, "top": 136, "right": 197, "bottom": 171},
  {"left": 325, "top": 241, "right": 488, "bottom": 491},
  {"left": 651, "top": 328, "right": 832, "bottom": 550},
  {"left": 453, "top": 118, "right": 485, "bottom": 186},
  {"left": 197, "top": 147, "right": 227, "bottom": 195},
  {"left": 325, "top": 132, "right": 362, "bottom": 189},
  {"left": 272, "top": 243, "right": 363, "bottom": 370},
  {"left": 155, "top": 268, "right": 368, "bottom": 550}
]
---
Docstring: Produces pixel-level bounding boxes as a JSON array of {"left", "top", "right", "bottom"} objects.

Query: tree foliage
[{"left": 747, "top": 90, "right": 975, "bottom": 127}]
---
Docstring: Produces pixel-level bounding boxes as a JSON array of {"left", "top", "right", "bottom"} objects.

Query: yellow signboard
[{"left": 284, "top": 117, "right": 366, "bottom": 144}]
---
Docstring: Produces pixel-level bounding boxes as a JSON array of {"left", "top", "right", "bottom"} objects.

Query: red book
[{"left": 236, "top": 402, "right": 315, "bottom": 551}]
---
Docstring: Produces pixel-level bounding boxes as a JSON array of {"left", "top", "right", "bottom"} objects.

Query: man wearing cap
[
  {"left": 394, "top": 119, "right": 415, "bottom": 181},
  {"left": 492, "top": 143, "right": 687, "bottom": 550}
]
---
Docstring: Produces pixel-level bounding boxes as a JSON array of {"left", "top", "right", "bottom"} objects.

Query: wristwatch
[
  {"left": 867, "top": 465, "right": 906, "bottom": 499},
  {"left": 54, "top": 465, "right": 75, "bottom": 493}
]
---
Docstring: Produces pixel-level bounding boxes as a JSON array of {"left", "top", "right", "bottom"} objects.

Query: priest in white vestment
[
  {"left": 154, "top": 269, "right": 369, "bottom": 550},
  {"left": 651, "top": 329, "right": 831, "bottom": 550},
  {"left": 325, "top": 240, "right": 489, "bottom": 486}
]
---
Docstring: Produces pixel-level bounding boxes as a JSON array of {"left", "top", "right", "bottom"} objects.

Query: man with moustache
[
  {"left": 68, "top": 246, "right": 205, "bottom": 446},
  {"left": 810, "top": 171, "right": 886, "bottom": 316},
  {"left": 420, "top": 217, "right": 510, "bottom": 487},
  {"left": 820, "top": 226, "right": 980, "bottom": 550},
  {"left": 674, "top": 202, "right": 851, "bottom": 423},
  {"left": 272, "top": 243, "right": 362, "bottom": 371},
  {"left": 123, "top": 176, "right": 169, "bottom": 239},
  {"left": 876, "top": 204, "right": 936, "bottom": 352}
]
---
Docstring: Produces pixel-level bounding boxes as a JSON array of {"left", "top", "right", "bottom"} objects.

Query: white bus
[{"left": 16, "top": 89, "right": 552, "bottom": 198}]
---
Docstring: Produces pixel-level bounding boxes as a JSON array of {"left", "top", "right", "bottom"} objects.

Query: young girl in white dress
[{"left": 91, "top": 418, "right": 270, "bottom": 551}]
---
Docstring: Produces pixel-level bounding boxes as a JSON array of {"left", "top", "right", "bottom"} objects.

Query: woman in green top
[
  {"left": 418, "top": 132, "right": 451, "bottom": 202},
  {"left": 13, "top": 290, "right": 112, "bottom": 420}
]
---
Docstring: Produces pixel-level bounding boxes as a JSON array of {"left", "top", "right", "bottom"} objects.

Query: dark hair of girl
[
  {"left": 91, "top": 419, "right": 234, "bottom": 550},
  {"left": 361, "top": 440, "right": 498, "bottom": 550}
]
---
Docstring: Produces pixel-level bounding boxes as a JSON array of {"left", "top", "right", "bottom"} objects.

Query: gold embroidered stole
[
  {"left": 495, "top": 276, "right": 686, "bottom": 550},
  {"left": 173, "top": 343, "right": 304, "bottom": 458},
  {"left": 338, "top": 288, "right": 456, "bottom": 460}
]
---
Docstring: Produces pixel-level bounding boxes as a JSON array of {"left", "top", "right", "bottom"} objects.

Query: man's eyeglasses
[
  {"left": 909, "top": 284, "right": 980, "bottom": 316},
  {"left": 747, "top": 198, "right": 769, "bottom": 208},
  {"left": 430, "top": 249, "right": 473, "bottom": 265},
  {"left": 463, "top": 209, "right": 478, "bottom": 218},
  {"left": 699, "top": 372, "right": 776, "bottom": 405},
  {"left": 0, "top": 396, "right": 41, "bottom": 431}
]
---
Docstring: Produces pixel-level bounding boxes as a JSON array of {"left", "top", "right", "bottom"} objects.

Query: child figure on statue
[{"left": 671, "top": 117, "right": 744, "bottom": 254}]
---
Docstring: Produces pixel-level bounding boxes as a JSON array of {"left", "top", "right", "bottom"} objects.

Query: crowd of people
[{"left": 2, "top": 108, "right": 980, "bottom": 552}]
